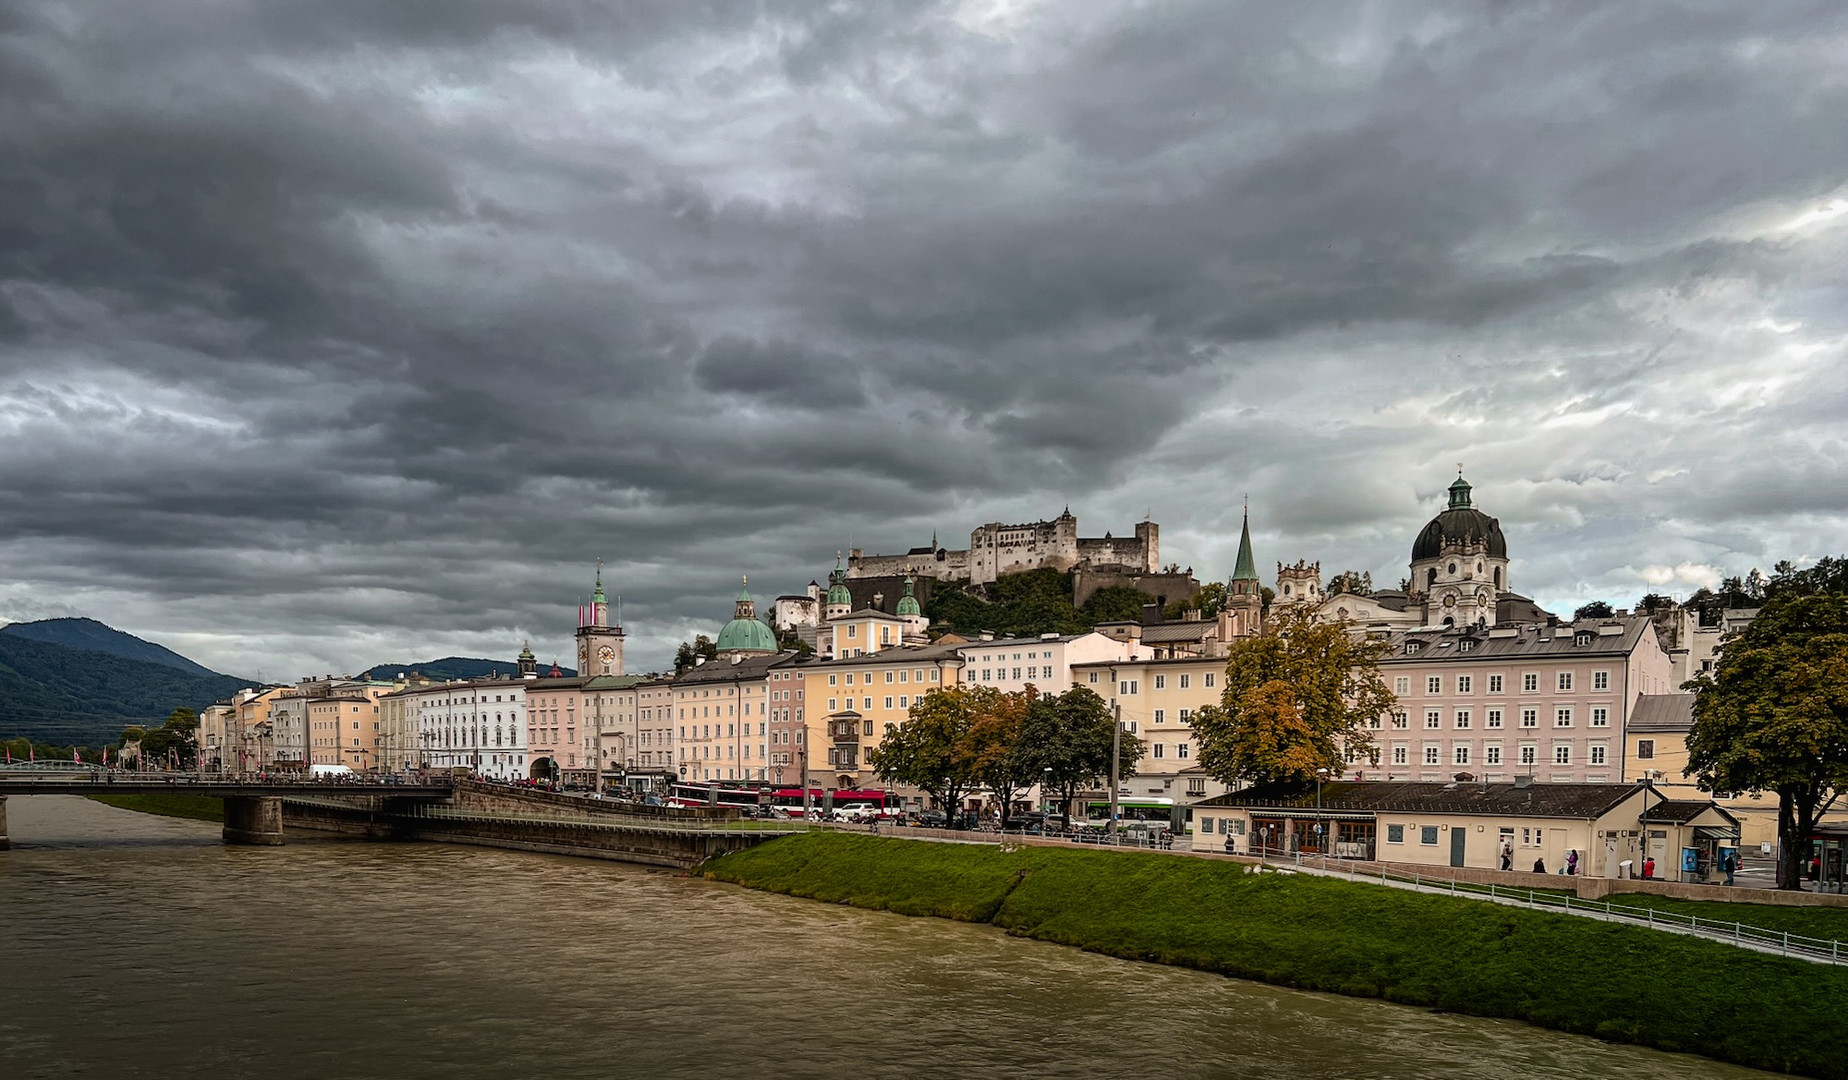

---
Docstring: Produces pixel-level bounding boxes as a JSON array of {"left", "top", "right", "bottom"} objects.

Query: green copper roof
[
  {"left": 1231, "top": 510, "right": 1258, "bottom": 582},
  {"left": 896, "top": 575, "right": 921, "bottom": 616},
  {"left": 1448, "top": 474, "right": 1473, "bottom": 509},
  {"left": 716, "top": 615, "right": 778, "bottom": 653},
  {"left": 826, "top": 552, "right": 852, "bottom": 605}
]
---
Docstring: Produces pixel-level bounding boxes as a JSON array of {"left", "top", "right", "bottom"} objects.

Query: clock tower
[{"left": 575, "top": 562, "right": 625, "bottom": 676}]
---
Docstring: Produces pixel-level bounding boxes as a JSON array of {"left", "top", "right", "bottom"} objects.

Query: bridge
[
  {"left": 0, "top": 770, "right": 799, "bottom": 867},
  {"left": 0, "top": 766, "right": 453, "bottom": 846}
]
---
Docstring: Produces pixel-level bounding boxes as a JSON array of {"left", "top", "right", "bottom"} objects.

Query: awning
[
  {"left": 1694, "top": 826, "right": 1740, "bottom": 842},
  {"left": 1245, "top": 810, "right": 1378, "bottom": 822}
]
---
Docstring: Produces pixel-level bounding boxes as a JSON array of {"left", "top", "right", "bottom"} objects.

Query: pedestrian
[
  {"left": 1723, "top": 850, "right": 1737, "bottom": 886},
  {"left": 1566, "top": 849, "right": 1579, "bottom": 876},
  {"left": 1224, "top": 834, "right": 1236, "bottom": 855},
  {"left": 1642, "top": 855, "right": 1655, "bottom": 880},
  {"left": 1533, "top": 856, "right": 1547, "bottom": 874},
  {"left": 1499, "top": 841, "right": 1512, "bottom": 871}
]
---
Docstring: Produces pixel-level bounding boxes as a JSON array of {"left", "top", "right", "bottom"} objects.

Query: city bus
[{"left": 1079, "top": 797, "right": 1177, "bottom": 830}]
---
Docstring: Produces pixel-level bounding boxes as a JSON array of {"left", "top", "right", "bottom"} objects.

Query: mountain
[
  {"left": 0, "top": 617, "right": 222, "bottom": 678},
  {"left": 0, "top": 633, "right": 257, "bottom": 746},
  {"left": 359, "top": 656, "right": 577, "bottom": 682}
]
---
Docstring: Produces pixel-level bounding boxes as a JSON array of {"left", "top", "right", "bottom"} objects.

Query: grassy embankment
[
  {"left": 705, "top": 833, "right": 1848, "bottom": 1079},
  {"left": 86, "top": 793, "right": 224, "bottom": 822}
]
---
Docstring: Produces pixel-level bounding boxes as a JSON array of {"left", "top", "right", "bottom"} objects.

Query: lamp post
[
  {"left": 1315, "top": 766, "right": 1330, "bottom": 856},
  {"left": 1108, "top": 666, "right": 1121, "bottom": 840}
]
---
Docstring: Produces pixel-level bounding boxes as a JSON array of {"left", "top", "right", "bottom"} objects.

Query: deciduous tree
[
  {"left": 1190, "top": 605, "right": 1394, "bottom": 785},
  {"left": 962, "top": 685, "right": 1040, "bottom": 827},
  {"left": 1014, "top": 685, "right": 1144, "bottom": 824},
  {"left": 1573, "top": 601, "right": 1615, "bottom": 620},
  {"left": 1686, "top": 592, "right": 1848, "bottom": 889},
  {"left": 870, "top": 686, "right": 983, "bottom": 823}
]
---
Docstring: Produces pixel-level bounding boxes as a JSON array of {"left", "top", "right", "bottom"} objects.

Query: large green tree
[
  {"left": 1685, "top": 592, "right": 1848, "bottom": 889},
  {"left": 1190, "top": 605, "right": 1395, "bottom": 785},
  {"left": 961, "top": 685, "right": 1040, "bottom": 827},
  {"left": 136, "top": 707, "right": 199, "bottom": 768},
  {"left": 869, "top": 686, "right": 984, "bottom": 822},
  {"left": 1014, "top": 685, "right": 1144, "bottom": 823}
]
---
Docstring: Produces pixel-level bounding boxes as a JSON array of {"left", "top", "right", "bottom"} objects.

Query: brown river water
[{"left": 0, "top": 796, "right": 1777, "bottom": 1080}]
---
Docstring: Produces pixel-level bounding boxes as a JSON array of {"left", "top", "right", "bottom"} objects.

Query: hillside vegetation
[
  {"left": 924, "top": 568, "right": 1158, "bottom": 637},
  {"left": 705, "top": 833, "right": 1848, "bottom": 1080},
  {"left": 359, "top": 656, "right": 575, "bottom": 681},
  {"left": 0, "top": 634, "right": 252, "bottom": 745},
  {"left": 1, "top": 617, "right": 223, "bottom": 677}
]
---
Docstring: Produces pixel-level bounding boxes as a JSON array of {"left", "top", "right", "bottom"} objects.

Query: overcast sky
[{"left": 3, "top": 1, "right": 1845, "bottom": 680}]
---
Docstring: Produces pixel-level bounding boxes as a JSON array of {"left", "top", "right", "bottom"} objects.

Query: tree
[
  {"left": 870, "top": 686, "right": 985, "bottom": 824},
  {"left": 673, "top": 635, "right": 718, "bottom": 674},
  {"left": 1164, "top": 581, "right": 1229, "bottom": 620},
  {"left": 1326, "top": 570, "right": 1374, "bottom": 596},
  {"left": 962, "top": 685, "right": 1040, "bottom": 827},
  {"left": 1079, "top": 585, "right": 1156, "bottom": 625},
  {"left": 137, "top": 708, "right": 199, "bottom": 769},
  {"left": 1685, "top": 592, "right": 1848, "bottom": 889},
  {"left": 1190, "top": 604, "right": 1395, "bottom": 785},
  {"left": 1573, "top": 601, "right": 1615, "bottom": 620},
  {"left": 1014, "top": 686, "right": 1144, "bottom": 824}
]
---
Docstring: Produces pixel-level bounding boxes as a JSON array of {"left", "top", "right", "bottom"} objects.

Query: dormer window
[
  {"left": 1459, "top": 639, "right": 1474, "bottom": 653},
  {"left": 1404, "top": 641, "right": 1422, "bottom": 655},
  {"left": 1574, "top": 632, "right": 1594, "bottom": 646}
]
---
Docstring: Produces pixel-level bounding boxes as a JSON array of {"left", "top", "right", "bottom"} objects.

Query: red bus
[{"left": 667, "top": 783, "right": 764, "bottom": 810}]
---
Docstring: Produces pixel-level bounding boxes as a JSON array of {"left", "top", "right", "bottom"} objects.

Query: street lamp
[{"left": 1315, "top": 766, "right": 1330, "bottom": 857}]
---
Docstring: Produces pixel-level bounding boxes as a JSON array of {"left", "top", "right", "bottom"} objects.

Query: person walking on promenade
[
  {"left": 1499, "top": 841, "right": 1513, "bottom": 871},
  {"left": 1642, "top": 855, "right": 1656, "bottom": 880},
  {"left": 1533, "top": 856, "right": 1547, "bottom": 874},
  {"left": 1566, "top": 849, "right": 1579, "bottom": 876}
]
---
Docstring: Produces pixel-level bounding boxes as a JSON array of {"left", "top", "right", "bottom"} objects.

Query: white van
[{"left": 307, "top": 764, "right": 357, "bottom": 781}]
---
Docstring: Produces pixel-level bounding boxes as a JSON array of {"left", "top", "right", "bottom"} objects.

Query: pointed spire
[
  {"left": 1232, "top": 506, "right": 1258, "bottom": 583},
  {"left": 592, "top": 558, "right": 606, "bottom": 604}
]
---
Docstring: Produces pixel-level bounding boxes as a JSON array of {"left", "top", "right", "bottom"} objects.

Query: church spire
[{"left": 1231, "top": 505, "right": 1258, "bottom": 585}]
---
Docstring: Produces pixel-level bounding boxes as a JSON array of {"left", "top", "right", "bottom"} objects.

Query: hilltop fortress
[{"left": 846, "top": 508, "right": 1160, "bottom": 586}]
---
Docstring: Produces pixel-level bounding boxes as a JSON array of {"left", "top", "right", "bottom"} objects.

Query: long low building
[{"left": 1193, "top": 779, "right": 1740, "bottom": 883}]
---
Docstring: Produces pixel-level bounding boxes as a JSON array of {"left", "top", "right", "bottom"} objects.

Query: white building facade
[{"left": 403, "top": 679, "right": 529, "bottom": 780}]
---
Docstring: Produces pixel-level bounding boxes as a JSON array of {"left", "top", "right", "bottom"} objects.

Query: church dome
[
  {"left": 1411, "top": 475, "right": 1507, "bottom": 562},
  {"left": 895, "top": 575, "right": 921, "bottom": 617},
  {"left": 716, "top": 579, "right": 779, "bottom": 654}
]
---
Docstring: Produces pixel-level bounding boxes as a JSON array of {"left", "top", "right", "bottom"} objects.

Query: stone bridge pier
[{"left": 222, "top": 795, "right": 285, "bottom": 846}]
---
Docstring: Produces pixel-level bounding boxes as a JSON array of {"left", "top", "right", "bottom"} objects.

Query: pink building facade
[{"left": 1354, "top": 616, "right": 1674, "bottom": 784}]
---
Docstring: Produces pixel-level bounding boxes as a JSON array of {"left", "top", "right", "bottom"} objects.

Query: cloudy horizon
[{"left": 3, "top": 1, "right": 1845, "bottom": 680}]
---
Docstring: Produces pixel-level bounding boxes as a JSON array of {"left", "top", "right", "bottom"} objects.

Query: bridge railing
[{"left": 386, "top": 803, "right": 809, "bottom": 834}]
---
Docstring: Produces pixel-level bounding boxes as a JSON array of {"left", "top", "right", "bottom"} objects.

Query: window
[
  {"left": 1488, "top": 674, "right": 1503, "bottom": 694},
  {"left": 1367, "top": 714, "right": 1382, "bottom": 730},
  {"left": 1424, "top": 745, "right": 1441, "bottom": 765},
  {"left": 1555, "top": 708, "right": 1572, "bottom": 727},
  {"left": 1387, "top": 824, "right": 1405, "bottom": 844},
  {"left": 1394, "top": 676, "right": 1411, "bottom": 695},
  {"left": 1177, "top": 743, "right": 1190, "bottom": 759},
  {"left": 1153, "top": 743, "right": 1164, "bottom": 760},
  {"left": 1557, "top": 671, "right": 1574, "bottom": 691},
  {"left": 1454, "top": 745, "right": 1470, "bottom": 765},
  {"left": 828, "top": 675, "right": 837, "bottom": 686},
  {"left": 883, "top": 697, "right": 893, "bottom": 710},
  {"left": 1486, "top": 709, "right": 1503, "bottom": 729},
  {"left": 1520, "top": 708, "right": 1538, "bottom": 728},
  {"left": 884, "top": 671, "right": 894, "bottom": 684},
  {"left": 930, "top": 670, "right": 939, "bottom": 682},
  {"left": 1591, "top": 707, "right": 1608, "bottom": 727},
  {"left": 1392, "top": 711, "right": 1408, "bottom": 729},
  {"left": 1204, "top": 673, "right": 1215, "bottom": 688},
  {"left": 1593, "top": 670, "right": 1609, "bottom": 691},
  {"left": 1457, "top": 675, "right": 1472, "bottom": 694},
  {"left": 1425, "top": 709, "right": 1441, "bottom": 729},
  {"left": 1088, "top": 672, "right": 1099, "bottom": 684},
  {"left": 1454, "top": 710, "right": 1471, "bottom": 729},
  {"left": 1554, "top": 745, "right": 1572, "bottom": 766},
  {"left": 1179, "top": 708, "right": 1192, "bottom": 723},
  {"left": 1392, "top": 746, "right": 1408, "bottom": 765},
  {"left": 1420, "top": 826, "right": 1439, "bottom": 845},
  {"left": 1119, "top": 680, "right": 1138, "bottom": 695},
  {"left": 1589, "top": 745, "right": 1607, "bottom": 766},
  {"left": 1637, "top": 739, "right": 1655, "bottom": 760},
  {"left": 1187, "top": 777, "right": 1206, "bottom": 795},
  {"left": 1485, "top": 745, "right": 1502, "bottom": 765},
  {"left": 828, "top": 698, "right": 837, "bottom": 711},
  {"left": 1519, "top": 745, "right": 1537, "bottom": 766},
  {"left": 981, "top": 670, "right": 991, "bottom": 681},
  {"left": 899, "top": 696, "right": 909, "bottom": 708},
  {"left": 1154, "top": 674, "right": 1166, "bottom": 690},
  {"left": 1522, "top": 673, "right": 1539, "bottom": 692},
  {"left": 1427, "top": 676, "right": 1442, "bottom": 694},
  {"left": 1153, "top": 709, "right": 1166, "bottom": 724},
  {"left": 1179, "top": 674, "right": 1191, "bottom": 689}
]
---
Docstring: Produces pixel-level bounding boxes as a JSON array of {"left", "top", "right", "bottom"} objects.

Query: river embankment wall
[{"left": 703, "top": 832, "right": 1848, "bottom": 1080}]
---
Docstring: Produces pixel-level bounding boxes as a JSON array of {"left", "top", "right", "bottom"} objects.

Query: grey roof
[
  {"left": 956, "top": 633, "right": 1089, "bottom": 648},
  {"left": 1377, "top": 617, "right": 1651, "bottom": 665},
  {"left": 673, "top": 651, "right": 799, "bottom": 685},
  {"left": 789, "top": 642, "right": 966, "bottom": 670},
  {"left": 1643, "top": 799, "right": 1736, "bottom": 826},
  {"left": 1629, "top": 693, "right": 1696, "bottom": 733},
  {"left": 1198, "top": 779, "right": 1642, "bottom": 819},
  {"left": 1137, "top": 623, "right": 1217, "bottom": 643}
]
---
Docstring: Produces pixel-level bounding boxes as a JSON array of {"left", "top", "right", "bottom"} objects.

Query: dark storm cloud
[{"left": 1, "top": 0, "right": 1845, "bottom": 677}]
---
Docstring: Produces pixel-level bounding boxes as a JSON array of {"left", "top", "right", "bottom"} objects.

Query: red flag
[
  {"left": 28, "top": 746, "right": 35, "bottom": 762},
  {"left": 74, "top": 750, "right": 82, "bottom": 763}
]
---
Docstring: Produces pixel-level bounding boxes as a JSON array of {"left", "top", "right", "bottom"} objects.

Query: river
[{"left": 0, "top": 796, "right": 1776, "bottom": 1080}]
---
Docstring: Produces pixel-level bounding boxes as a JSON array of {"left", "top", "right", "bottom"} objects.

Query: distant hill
[
  {"left": 0, "top": 633, "right": 256, "bottom": 746},
  {"left": 359, "top": 656, "right": 577, "bottom": 682},
  {"left": 1, "top": 617, "right": 223, "bottom": 678}
]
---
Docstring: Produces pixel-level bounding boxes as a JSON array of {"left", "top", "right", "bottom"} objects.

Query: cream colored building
[
  {"left": 673, "top": 653, "right": 787, "bottom": 784},
  {"left": 957, "top": 631, "right": 1133, "bottom": 695},
  {"left": 1071, "top": 655, "right": 1235, "bottom": 803},
  {"left": 1197, "top": 779, "right": 1740, "bottom": 881},
  {"left": 790, "top": 643, "right": 965, "bottom": 790}
]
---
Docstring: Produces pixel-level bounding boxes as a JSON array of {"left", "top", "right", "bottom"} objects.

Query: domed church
[
  {"left": 715, "top": 578, "right": 780, "bottom": 659},
  {"left": 1305, "top": 471, "right": 1550, "bottom": 631}
]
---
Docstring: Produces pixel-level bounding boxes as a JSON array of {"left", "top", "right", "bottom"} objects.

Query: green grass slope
[
  {"left": 705, "top": 833, "right": 1848, "bottom": 1079},
  {"left": 87, "top": 794, "right": 224, "bottom": 822}
]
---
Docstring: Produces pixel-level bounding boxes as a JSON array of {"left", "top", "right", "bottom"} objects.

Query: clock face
[
  {"left": 1442, "top": 591, "right": 1457, "bottom": 608},
  {"left": 598, "top": 645, "right": 615, "bottom": 662}
]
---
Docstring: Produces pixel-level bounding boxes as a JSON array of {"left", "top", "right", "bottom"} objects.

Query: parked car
[
  {"left": 916, "top": 809, "right": 948, "bottom": 828},
  {"left": 836, "top": 803, "right": 878, "bottom": 823}
]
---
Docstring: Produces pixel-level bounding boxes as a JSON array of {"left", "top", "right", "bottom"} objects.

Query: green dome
[
  {"left": 716, "top": 578, "right": 778, "bottom": 654},
  {"left": 826, "top": 553, "right": 852, "bottom": 606},
  {"left": 895, "top": 575, "right": 921, "bottom": 617}
]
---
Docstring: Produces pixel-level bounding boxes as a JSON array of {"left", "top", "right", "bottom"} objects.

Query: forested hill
[
  {"left": 0, "top": 617, "right": 222, "bottom": 677},
  {"left": 0, "top": 633, "right": 255, "bottom": 746},
  {"left": 359, "top": 657, "right": 577, "bottom": 682},
  {"left": 923, "top": 569, "right": 1163, "bottom": 638}
]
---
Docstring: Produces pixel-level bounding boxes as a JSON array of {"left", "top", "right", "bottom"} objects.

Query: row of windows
[
  {"left": 826, "top": 669, "right": 941, "bottom": 686},
  {"left": 1395, "top": 671, "right": 1613, "bottom": 696},
  {"left": 1381, "top": 742, "right": 1611, "bottom": 767},
  {"left": 1085, "top": 671, "right": 1217, "bottom": 693},
  {"left": 977, "top": 667, "right": 1053, "bottom": 682},
  {"left": 1377, "top": 706, "right": 1611, "bottom": 730}
]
